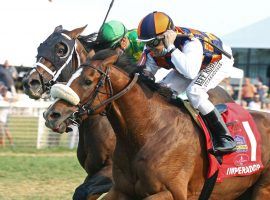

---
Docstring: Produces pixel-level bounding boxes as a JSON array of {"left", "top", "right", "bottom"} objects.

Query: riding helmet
[
  {"left": 98, "top": 20, "right": 127, "bottom": 47},
  {"left": 137, "top": 11, "right": 175, "bottom": 41}
]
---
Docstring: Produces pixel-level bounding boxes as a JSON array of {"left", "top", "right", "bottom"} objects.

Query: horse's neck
[
  {"left": 71, "top": 39, "right": 88, "bottom": 71},
  {"left": 75, "top": 39, "right": 88, "bottom": 64},
  {"left": 108, "top": 68, "right": 170, "bottom": 148}
]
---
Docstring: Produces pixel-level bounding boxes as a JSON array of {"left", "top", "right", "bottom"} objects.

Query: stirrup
[
  {"left": 214, "top": 140, "right": 236, "bottom": 155},
  {"left": 208, "top": 135, "right": 236, "bottom": 155},
  {"left": 209, "top": 146, "right": 236, "bottom": 156}
]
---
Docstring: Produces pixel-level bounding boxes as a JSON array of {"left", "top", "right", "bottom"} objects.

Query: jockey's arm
[{"left": 169, "top": 38, "right": 203, "bottom": 79}]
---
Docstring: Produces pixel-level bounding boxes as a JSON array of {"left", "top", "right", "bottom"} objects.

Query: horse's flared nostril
[{"left": 29, "top": 79, "right": 41, "bottom": 87}]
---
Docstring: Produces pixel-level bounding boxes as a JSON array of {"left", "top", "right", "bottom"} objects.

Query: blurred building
[{"left": 222, "top": 17, "right": 270, "bottom": 85}]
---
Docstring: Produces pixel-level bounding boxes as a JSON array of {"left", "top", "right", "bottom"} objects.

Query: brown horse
[
  {"left": 22, "top": 25, "right": 233, "bottom": 200},
  {"left": 22, "top": 26, "right": 115, "bottom": 200},
  {"left": 43, "top": 50, "right": 270, "bottom": 199}
]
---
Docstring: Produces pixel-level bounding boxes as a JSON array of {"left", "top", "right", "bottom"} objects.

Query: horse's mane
[
  {"left": 91, "top": 49, "right": 174, "bottom": 100},
  {"left": 92, "top": 49, "right": 138, "bottom": 75},
  {"left": 78, "top": 33, "right": 98, "bottom": 52},
  {"left": 78, "top": 33, "right": 118, "bottom": 52},
  {"left": 75, "top": 35, "right": 173, "bottom": 100}
]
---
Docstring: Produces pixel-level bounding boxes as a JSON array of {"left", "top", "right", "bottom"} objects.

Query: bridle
[
  {"left": 68, "top": 64, "right": 138, "bottom": 126},
  {"left": 30, "top": 32, "right": 81, "bottom": 94}
]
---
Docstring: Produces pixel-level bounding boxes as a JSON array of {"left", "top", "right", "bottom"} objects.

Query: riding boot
[{"left": 202, "top": 108, "right": 236, "bottom": 154}]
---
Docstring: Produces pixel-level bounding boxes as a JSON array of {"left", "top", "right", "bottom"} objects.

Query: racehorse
[
  {"left": 22, "top": 26, "right": 116, "bottom": 200},
  {"left": 44, "top": 49, "right": 270, "bottom": 199},
  {"left": 22, "top": 25, "right": 234, "bottom": 200},
  {"left": 23, "top": 25, "right": 90, "bottom": 99}
]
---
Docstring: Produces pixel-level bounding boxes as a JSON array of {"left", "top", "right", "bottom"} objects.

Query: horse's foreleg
[
  {"left": 251, "top": 167, "right": 270, "bottom": 200},
  {"left": 77, "top": 130, "right": 87, "bottom": 169},
  {"left": 73, "top": 166, "right": 113, "bottom": 200},
  {"left": 142, "top": 191, "right": 174, "bottom": 200}
]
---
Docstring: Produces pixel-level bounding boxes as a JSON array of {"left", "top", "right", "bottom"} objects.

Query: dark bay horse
[
  {"left": 22, "top": 26, "right": 115, "bottom": 200},
  {"left": 23, "top": 25, "right": 90, "bottom": 99},
  {"left": 43, "top": 50, "right": 270, "bottom": 199}
]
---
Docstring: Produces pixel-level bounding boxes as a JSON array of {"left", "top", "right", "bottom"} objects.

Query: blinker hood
[{"left": 37, "top": 32, "right": 75, "bottom": 69}]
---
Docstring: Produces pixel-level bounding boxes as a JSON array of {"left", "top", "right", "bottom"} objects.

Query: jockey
[
  {"left": 95, "top": 20, "right": 144, "bottom": 62},
  {"left": 137, "top": 11, "right": 236, "bottom": 154}
]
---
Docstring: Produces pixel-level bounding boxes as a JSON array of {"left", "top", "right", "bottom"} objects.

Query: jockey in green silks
[{"left": 95, "top": 20, "right": 144, "bottom": 63}]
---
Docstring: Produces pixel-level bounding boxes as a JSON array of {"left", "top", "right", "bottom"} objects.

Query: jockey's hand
[
  {"left": 120, "top": 37, "right": 130, "bottom": 50},
  {"left": 162, "top": 30, "right": 177, "bottom": 49},
  {"left": 141, "top": 69, "right": 155, "bottom": 82}
]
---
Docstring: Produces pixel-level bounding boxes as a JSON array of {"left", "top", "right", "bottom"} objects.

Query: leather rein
[{"left": 68, "top": 64, "right": 138, "bottom": 125}]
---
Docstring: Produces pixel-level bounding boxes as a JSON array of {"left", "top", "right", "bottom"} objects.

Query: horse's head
[
  {"left": 23, "top": 25, "right": 87, "bottom": 99},
  {"left": 43, "top": 51, "right": 122, "bottom": 133}
]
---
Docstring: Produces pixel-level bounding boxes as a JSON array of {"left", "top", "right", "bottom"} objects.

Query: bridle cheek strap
[
  {"left": 52, "top": 42, "right": 78, "bottom": 82},
  {"left": 34, "top": 40, "right": 80, "bottom": 83},
  {"left": 85, "top": 72, "right": 139, "bottom": 115}
]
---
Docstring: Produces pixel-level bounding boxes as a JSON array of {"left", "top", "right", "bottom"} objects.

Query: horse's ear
[
  {"left": 54, "top": 25, "right": 63, "bottom": 33},
  {"left": 68, "top": 25, "right": 88, "bottom": 39}
]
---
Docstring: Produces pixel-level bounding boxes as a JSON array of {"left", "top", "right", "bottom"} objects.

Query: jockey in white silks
[{"left": 137, "top": 11, "right": 238, "bottom": 154}]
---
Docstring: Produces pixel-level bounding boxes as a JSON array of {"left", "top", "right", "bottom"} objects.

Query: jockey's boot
[{"left": 203, "top": 108, "right": 236, "bottom": 154}]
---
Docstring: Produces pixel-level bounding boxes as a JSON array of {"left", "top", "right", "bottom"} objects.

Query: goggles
[{"left": 146, "top": 38, "right": 162, "bottom": 48}]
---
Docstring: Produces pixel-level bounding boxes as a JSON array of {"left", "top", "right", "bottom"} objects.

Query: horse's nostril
[
  {"left": 22, "top": 79, "right": 30, "bottom": 89},
  {"left": 30, "top": 79, "right": 41, "bottom": 87},
  {"left": 50, "top": 112, "right": 61, "bottom": 119}
]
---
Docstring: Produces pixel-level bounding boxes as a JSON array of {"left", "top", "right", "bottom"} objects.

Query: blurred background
[{"left": 0, "top": 0, "right": 270, "bottom": 199}]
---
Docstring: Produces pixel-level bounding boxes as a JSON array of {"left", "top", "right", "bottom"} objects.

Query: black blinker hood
[{"left": 37, "top": 32, "right": 75, "bottom": 69}]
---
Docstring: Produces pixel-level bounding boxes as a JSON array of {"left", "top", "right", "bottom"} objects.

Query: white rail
[{"left": 0, "top": 94, "right": 78, "bottom": 149}]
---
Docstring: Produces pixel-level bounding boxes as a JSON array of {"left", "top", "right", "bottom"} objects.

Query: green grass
[
  {"left": 0, "top": 151, "right": 86, "bottom": 200},
  {"left": 0, "top": 114, "right": 86, "bottom": 199}
]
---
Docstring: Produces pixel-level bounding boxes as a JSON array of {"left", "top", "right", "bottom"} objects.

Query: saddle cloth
[{"left": 187, "top": 102, "right": 264, "bottom": 182}]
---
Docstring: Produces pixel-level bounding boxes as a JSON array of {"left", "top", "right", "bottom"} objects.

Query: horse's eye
[
  {"left": 56, "top": 42, "right": 68, "bottom": 57},
  {"left": 57, "top": 48, "right": 65, "bottom": 57},
  {"left": 85, "top": 79, "right": 92, "bottom": 85}
]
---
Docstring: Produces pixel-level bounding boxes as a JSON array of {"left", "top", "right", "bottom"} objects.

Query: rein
[
  {"left": 69, "top": 66, "right": 138, "bottom": 124},
  {"left": 87, "top": 73, "right": 139, "bottom": 114}
]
